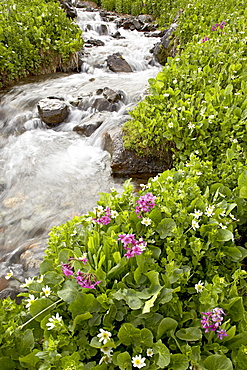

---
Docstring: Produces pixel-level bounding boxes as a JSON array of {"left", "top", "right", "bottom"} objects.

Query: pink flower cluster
[
  {"left": 212, "top": 21, "right": 226, "bottom": 31},
  {"left": 118, "top": 233, "right": 147, "bottom": 259},
  {"left": 202, "top": 36, "right": 210, "bottom": 43},
  {"left": 93, "top": 207, "right": 111, "bottom": 225},
  {"left": 201, "top": 308, "right": 228, "bottom": 340},
  {"left": 135, "top": 193, "right": 156, "bottom": 218},
  {"left": 61, "top": 257, "right": 101, "bottom": 289},
  {"left": 75, "top": 271, "right": 101, "bottom": 289}
]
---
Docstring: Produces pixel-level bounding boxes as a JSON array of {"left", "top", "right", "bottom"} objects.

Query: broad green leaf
[
  {"left": 57, "top": 280, "right": 79, "bottom": 304},
  {"left": 176, "top": 327, "right": 202, "bottom": 341},
  {"left": 222, "top": 297, "right": 244, "bottom": 321},
  {"left": 16, "top": 329, "right": 34, "bottom": 356},
  {"left": 118, "top": 323, "right": 141, "bottom": 346},
  {"left": 238, "top": 170, "right": 247, "bottom": 188},
  {"left": 169, "top": 354, "right": 189, "bottom": 370},
  {"left": 19, "top": 349, "right": 40, "bottom": 367},
  {"left": 0, "top": 357, "right": 16, "bottom": 370},
  {"left": 140, "top": 328, "right": 153, "bottom": 347},
  {"left": 216, "top": 229, "right": 233, "bottom": 242},
  {"left": 69, "top": 292, "right": 97, "bottom": 318},
  {"left": 142, "top": 293, "right": 159, "bottom": 314},
  {"left": 116, "top": 351, "right": 132, "bottom": 370},
  {"left": 43, "top": 271, "right": 64, "bottom": 286},
  {"left": 223, "top": 247, "right": 243, "bottom": 261},
  {"left": 126, "top": 295, "right": 143, "bottom": 310},
  {"left": 72, "top": 312, "right": 93, "bottom": 331},
  {"left": 203, "top": 354, "right": 233, "bottom": 370},
  {"left": 240, "top": 185, "right": 247, "bottom": 199},
  {"left": 157, "top": 318, "right": 178, "bottom": 339},
  {"left": 153, "top": 339, "right": 170, "bottom": 368},
  {"left": 29, "top": 297, "right": 53, "bottom": 322},
  {"left": 156, "top": 218, "right": 176, "bottom": 239}
]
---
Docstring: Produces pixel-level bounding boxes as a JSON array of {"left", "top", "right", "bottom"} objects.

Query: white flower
[
  {"left": 191, "top": 209, "right": 203, "bottom": 219},
  {"left": 205, "top": 205, "right": 215, "bottom": 217},
  {"left": 37, "top": 275, "right": 44, "bottom": 283},
  {"left": 167, "top": 176, "right": 173, "bottom": 180},
  {"left": 46, "top": 313, "right": 63, "bottom": 330},
  {"left": 152, "top": 175, "right": 159, "bottom": 182},
  {"left": 25, "top": 294, "right": 36, "bottom": 309},
  {"left": 99, "top": 355, "right": 112, "bottom": 365},
  {"left": 220, "top": 210, "right": 226, "bottom": 217},
  {"left": 232, "top": 138, "right": 238, "bottom": 143},
  {"left": 173, "top": 79, "right": 178, "bottom": 84},
  {"left": 168, "top": 122, "right": 174, "bottom": 128},
  {"left": 219, "top": 223, "right": 227, "bottom": 229},
  {"left": 97, "top": 329, "right": 112, "bottom": 345},
  {"left": 146, "top": 348, "right": 154, "bottom": 357},
  {"left": 42, "top": 285, "right": 51, "bottom": 297},
  {"left": 110, "top": 210, "right": 118, "bottom": 218},
  {"left": 196, "top": 172, "right": 202, "bottom": 176},
  {"left": 110, "top": 187, "right": 116, "bottom": 192},
  {"left": 229, "top": 213, "right": 236, "bottom": 220},
  {"left": 178, "top": 169, "right": 184, "bottom": 174},
  {"left": 141, "top": 217, "right": 152, "bottom": 226},
  {"left": 20, "top": 277, "right": 34, "bottom": 288},
  {"left": 94, "top": 206, "right": 104, "bottom": 216},
  {"left": 195, "top": 280, "right": 204, "bottom": 293},
  {"left": 188, "top": 123, "right": 195, "bottom": 130},
  {"left": 164, "top": 93, "right": 170, "bottom": 97},
  {"left": 100, "top": 347, "right": 113, "bottom": 356},
  {"left": 5, "top": 270, "right": 13, "bottom": 280},
  {"left": 132, "top": 355, "right": 146, "bottom": 368},
  {"left": 192, "top": 220, "right": 200, "bottom": 230}
]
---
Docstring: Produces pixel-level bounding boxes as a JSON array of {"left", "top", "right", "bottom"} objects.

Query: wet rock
[
  {"left": 98, "top": 24, "right": 108, "bottom": 35},
  {"left": 152, "top": 10, "right": 183, "bottom": 65},
  {"left": 37, "top": 98, "right": 70, "bottom": 126},
  {"left": 103, "top": 128, "right": 173, "bottom": 177},
  {"left": 58, "top": 0, "right": 77, "bottom": 18},
  {"left": 92, "top": 87, "right": 125, "bottom": 112},
  {"left": 73, "top": 120, "right": 103, "bottom": 136},
  {"left": 92, "top": 99, "right": 117, "bottom": 112},
  {"left": 123, "top": 19, "right": 142, "bottom": 30},
  {"left": 137, "top": 14, "right": 154, "bottom": 23},
  {"left": 110, "top": 31, "right": 124, "bottom": 39},
  {"left": 78, "top": 1, "right": 98, "bottom": 9},
  {"left": 152, "top": 23, "right": 178, "bottom": 65},
  {"left": 19, "top": 240, "right": 47, "bottom": 275},
  {"left": 106, "top": 53, "right": 132, "bottom": 73},
  {"left": 85, "top": 38, "right": 105, "bottom": 47}
]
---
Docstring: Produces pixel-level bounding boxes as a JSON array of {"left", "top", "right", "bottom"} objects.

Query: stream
[{"left": 0, "top": 7, "right": 161, "bottom": 289}]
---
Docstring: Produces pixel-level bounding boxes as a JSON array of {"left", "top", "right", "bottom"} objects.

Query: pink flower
[
  {"left": 217, "top": 329, "right": 228, "bottom": 340},
  {"left": 61, "top": 263, "right": 74, "bottom": 277}
]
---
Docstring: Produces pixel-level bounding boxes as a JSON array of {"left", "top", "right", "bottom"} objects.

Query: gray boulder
[
  {"left": 106, "top": 53, "right": 132, "bottom": 73},
  {"left": 103, "top": 128, "right": 172, "bottom": 177},
  {"left": 37, "top": 98, "right": 70, "bottom": 126}
]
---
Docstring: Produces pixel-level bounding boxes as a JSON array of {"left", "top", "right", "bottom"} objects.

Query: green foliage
[
  {"left": 0, "top": 0, "right": 83, "bottom": 87},
  {"left": 1, "top": 155, "right": 247, "bottom": 368},
  {"left": 123, "top": 0, "right": 247, "bottom": 165},
  {"left": 1, "top": 1, "right": 247, "bottom": 369}
]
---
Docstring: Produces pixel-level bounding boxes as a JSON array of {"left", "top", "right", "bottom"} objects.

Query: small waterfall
[{"left": 0, "top": 8, "right": 161, "bottom": 283}]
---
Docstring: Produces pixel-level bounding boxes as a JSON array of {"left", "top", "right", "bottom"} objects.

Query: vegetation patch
[{"left": 0, "top": 0, "right": 83, "bottom": 88}]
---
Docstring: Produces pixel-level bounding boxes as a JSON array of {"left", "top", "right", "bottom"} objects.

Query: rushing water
[{"left": 0, "top": 8, "right": 160, "bottom": 283}]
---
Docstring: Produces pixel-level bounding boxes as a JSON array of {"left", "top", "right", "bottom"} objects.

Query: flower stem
[{"left": 19, "top": 298, "right": 63, "bottom": 330}]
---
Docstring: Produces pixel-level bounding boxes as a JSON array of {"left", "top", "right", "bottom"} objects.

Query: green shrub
[
  {"left": 0, "top": 0, "right": 83, "bottom": 87},
  {"left": 123, "top": 5, "right": 247, "bottom": 165},
  {"left": 1, "top": 153, "right": 247, "bottom": 369}
]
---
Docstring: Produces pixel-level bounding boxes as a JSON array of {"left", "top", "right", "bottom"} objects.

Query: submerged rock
[
  {"left": 106, "top": 53, "right": 132, "bottom": 73},
  {"left": 37, "top": 98, "right": 70, "bottom": 126}
]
